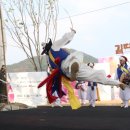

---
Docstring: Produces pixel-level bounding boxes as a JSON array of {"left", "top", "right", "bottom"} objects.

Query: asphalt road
[{"left": 0, "top": 106, "right": 130, "bottom": 130}]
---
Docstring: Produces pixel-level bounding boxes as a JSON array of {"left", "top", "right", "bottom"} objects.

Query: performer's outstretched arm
[{"left": 52, "top": 28, "right": 76, "bottom": 51}]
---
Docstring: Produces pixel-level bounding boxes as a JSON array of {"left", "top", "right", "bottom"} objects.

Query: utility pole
[
  {"left": 0, "top": 1, "right": 6, "bottom": 66},
  {"left": 0, "top": 1, "right": 8, "bottom": 102}
]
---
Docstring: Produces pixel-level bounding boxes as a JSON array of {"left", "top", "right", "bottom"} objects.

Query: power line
[{"left": 60, "top": 1, "right": 130, "bottom": 20}]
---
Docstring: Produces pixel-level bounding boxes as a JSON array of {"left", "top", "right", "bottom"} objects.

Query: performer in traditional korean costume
[
  {"left": 86, "top": 63, "right": 98, "bottom": 107},
  {"left": 38, "top": 28, "right": 126, "bottom": 109},
  {"left": 115, "top": 56, "right": 130, "bottom": 108}
]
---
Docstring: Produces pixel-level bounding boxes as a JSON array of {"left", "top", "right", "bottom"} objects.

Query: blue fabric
[
  {"left": 48, "top": 48, "right": 68, "bottom": 97},
  {"left": 49, "top": 48, "right": 69, "bottom": 69},
  {"left": 52, "top": 75, "right": 59, "bottom": 93},
  {"left": 88, "top": 81, "right": 97, "bottom": 87},
  {"left": 117, "top": 64, "right": 128, "bottom": 79}
]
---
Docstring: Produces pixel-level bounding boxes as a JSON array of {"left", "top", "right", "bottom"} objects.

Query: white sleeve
[
  {"left": 81, "top": 83, "right": 87, "bottom": 91},
  {"left": 51, "top": 31, "right": 76, "bottom": 51}
]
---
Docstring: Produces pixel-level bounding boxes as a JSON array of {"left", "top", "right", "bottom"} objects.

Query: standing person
[
  {"left": 86, "top": 63, "right": 98, "bottom": 107},
  {"left": 0, "top": 65, "right": 7, "bottom": 103},
  {"left": 115, "top": 56, "right": 130, "bottom": 108},
  {"left": 0, "top": 65, "right": 6, "bottom": 82},
  {"left": 75, "top": 81, "right": 87, "bottom": 105}
]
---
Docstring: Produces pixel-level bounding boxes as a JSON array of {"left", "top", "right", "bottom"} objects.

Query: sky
[{"left": 4, "top": 0, "right": 130, "bottom": 65}]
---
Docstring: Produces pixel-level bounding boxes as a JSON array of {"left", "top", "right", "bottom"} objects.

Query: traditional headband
[{"left": 119, "top": 56, "right": 127, "bottom": 62}]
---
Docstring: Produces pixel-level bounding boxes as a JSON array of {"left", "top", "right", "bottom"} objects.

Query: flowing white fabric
[{"left": 62, "top": 60, "right": 120, "bottom": 86}]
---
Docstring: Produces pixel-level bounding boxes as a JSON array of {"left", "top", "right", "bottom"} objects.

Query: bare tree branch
[{"left": 2, "top": 0, "right": 59, "bottom": 71}]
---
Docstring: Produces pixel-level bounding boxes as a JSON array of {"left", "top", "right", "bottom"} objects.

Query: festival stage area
[{"left": 0, "top": 106, "right": 130, "bottom": 130}]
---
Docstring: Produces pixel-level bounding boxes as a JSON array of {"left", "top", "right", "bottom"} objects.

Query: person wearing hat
[
  {"left": 115, "top": 56, "right": 130, "bottom": 108},
  {"left": 86, "top": 63, "right": 98, "bottom": 107},
  {"left": 38, "top": 28, "right": 126, "bottom": 109}
]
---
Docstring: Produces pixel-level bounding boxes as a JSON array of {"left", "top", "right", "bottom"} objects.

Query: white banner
[
  {"left": 7, "top": 72, "right": 48, "bottom": 107},
  {"left": 95, "top": 63, "right": 112, "bottom": 100}
]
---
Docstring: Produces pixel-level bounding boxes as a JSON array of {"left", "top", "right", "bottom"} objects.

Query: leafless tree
[{"left": 2, "top": 0, "right": 59, "bottom": 71}]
